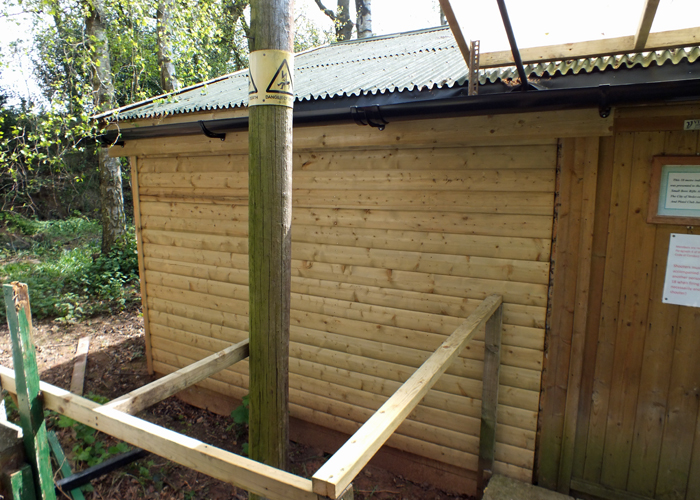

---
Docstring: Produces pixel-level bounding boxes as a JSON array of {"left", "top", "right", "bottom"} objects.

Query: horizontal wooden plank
[
  {"left": 146, "top": 316, "right": 539, "bottom": 430},
  {"left": 104, "top": 339, "right": 249, "bottom": 415},
  {"left": 479, "top": 26, "right": 700, "bottom": 67},
  {"left": 292, "top": 225, "right": 551, "bottom": 262},
  {"left": 142, "top": 230, "right": 549, "bottom": 284},
  {"left": 290, "top": 260, "right": 549, "bottom": 306},
  {"left": 149, "top": 323, "right": 540, "bottom": 413},
  {"left": 137, "top": 145, "right": 557, "bottom": 175},
  {"left": 140, "top": 169, "right": 555, "bottom": 193},
  {"left": 139, "top": 155, "right": 249, "bottom": 173},
  {"left": 293, "top": 145, "right": 557, "bottom": 171},
  {"left": 111, "top": 110, "right": 605, "bottom": 157},
  {"left": 143, "top": 244, "right": 549, "bottom": 305},
  {"left": 140, "top": 221, "right": 551, "bottom": 262},
  {"left": 146, "top": 268, "right": 543, "bottom": 341},
  {"left": 139, "top": 203, "right": 553, "bottom": 238},
  {"left": 139, "top": 189, "right": 555, "bottom": 216},
  {"left": 145, "top": 257, "right": 547, "bottom": 332},
  {"left": 144, "top": 278, "right": 545, "bottom": 374},
  {"left": 289, "top": 111, "right": 610, "bottom": 151}
]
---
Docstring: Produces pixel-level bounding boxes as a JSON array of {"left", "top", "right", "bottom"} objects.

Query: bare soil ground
[{"left": 0, "top": 309, "right": 473, "bottom": 500}]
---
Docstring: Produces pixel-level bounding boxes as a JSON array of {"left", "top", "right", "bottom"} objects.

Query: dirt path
[{"left": 0, "top": 309, "right": 472, "bottom": 500}]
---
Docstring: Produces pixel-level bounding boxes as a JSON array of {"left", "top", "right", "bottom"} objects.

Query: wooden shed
[{"left": 100, "top": 25, "right": 700, "bottom": 499}]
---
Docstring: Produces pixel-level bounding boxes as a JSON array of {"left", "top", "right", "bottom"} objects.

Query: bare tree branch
[{"left": 314, "top": 0, "right": 337, "bottom": 20}]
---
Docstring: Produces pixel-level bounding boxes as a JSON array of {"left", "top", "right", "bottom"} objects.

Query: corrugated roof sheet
[{"left": 110, "top": 26, "right": 700, "bottom": 120}]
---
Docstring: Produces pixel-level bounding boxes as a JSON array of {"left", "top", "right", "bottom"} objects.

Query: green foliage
[
  {"left": 56, "top": 410, "right": 131, "bottom": 467},
  {"left": 2, "top": 393, "right": 19, "bottom": 422},
  {"left": 230, "top": 394, "right": 250, "bottom": 425},
  {"left": 229, "top": 394, "right": 250, "bottom": 456},
  {"left": 0, "top": 217, "right": 140, "bottom": 321}
]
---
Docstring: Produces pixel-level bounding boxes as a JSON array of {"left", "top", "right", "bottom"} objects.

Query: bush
[{"left": 0, "top": 217, "right": 140, "bottom": 321}]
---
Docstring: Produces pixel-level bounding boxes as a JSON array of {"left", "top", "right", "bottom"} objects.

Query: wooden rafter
[
  {"left": 634, "top": 0, "right": 661, "bottom": 50},
  {"left": 438, "top": 0, "right": 471, "bottom": 67}
]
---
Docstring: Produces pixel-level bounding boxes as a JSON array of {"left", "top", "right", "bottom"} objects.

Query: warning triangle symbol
[
  {"left": 266, "top": 59, "right": 293, "bottom": 96},
  {"left": 248, "top": 71, "right": 258, "bottom": 95}
]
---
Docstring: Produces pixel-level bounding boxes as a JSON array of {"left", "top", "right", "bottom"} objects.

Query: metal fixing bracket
[
  {"left": 598, "top": 84, "right": 612, "bottom": 118},
  {"left": 199, "top": 120, "right": 226, "bottom": 141},
  {"left": 351, "top": 105, "right": 388, "bottom": 131}
]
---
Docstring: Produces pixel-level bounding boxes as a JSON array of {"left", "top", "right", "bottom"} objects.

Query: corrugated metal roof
[{"left": 110, "top": 26, "right": 700, "bottom": 120}]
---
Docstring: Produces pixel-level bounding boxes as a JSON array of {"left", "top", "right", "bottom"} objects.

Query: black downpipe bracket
[{"left": 496, "top": 0, "right": 530, "bottom": 92}]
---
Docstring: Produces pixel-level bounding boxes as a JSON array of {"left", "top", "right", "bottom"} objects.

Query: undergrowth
[{"left": 0, "top": 213, "right": 140, "bottom": 321}]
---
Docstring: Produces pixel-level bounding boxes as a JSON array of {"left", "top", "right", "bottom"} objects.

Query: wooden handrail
[
  {"left": 0, "top": 366, "right": 317, "bottom": 500},
  {"left": 311, "top": 294, "right": 503, "bottom": 499}
]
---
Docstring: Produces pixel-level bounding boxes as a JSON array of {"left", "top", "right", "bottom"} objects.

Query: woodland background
[{"left": 0, "top": 0, "right": 445, "bottom": 322}]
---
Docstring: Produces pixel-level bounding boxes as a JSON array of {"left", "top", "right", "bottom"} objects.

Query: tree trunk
[
  {"left": 440, "top": 6, "right": 447, "bottom": 25},
  {"left": 156, "top": 0, "right": 180, "bottom": 93},
  {"left": 99, "top": 150, "right": 126, "bottom": 254},
  {"left": 355, "top": 0, "right": 372, "bottom": 38},
  {"left": 86, "top": 0, "right": 125, "bottom": 254},
  {"left": 248, "top": 0, "right": 294, "bottom": 496},
  {"left": 336, "top": 0, "right": 353, "bottom": 41}
]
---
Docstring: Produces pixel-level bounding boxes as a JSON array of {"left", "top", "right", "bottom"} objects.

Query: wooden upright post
[
  {"left": 247, "top": 0, "right": 294, "bottom": 495},
  {"left": 477, "top": 302, "right": 502, "bottom": 498}
]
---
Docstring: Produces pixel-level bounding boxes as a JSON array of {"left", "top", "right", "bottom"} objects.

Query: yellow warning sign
[{"left": 248, "top": 50, "right": 294, "bottom": 108}]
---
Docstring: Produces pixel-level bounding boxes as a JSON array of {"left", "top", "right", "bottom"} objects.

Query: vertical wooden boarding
[
  {"left": 130, "top": 156, "right": 154, "bottom": 375},
  {"left": 626, "top": 130, "right": 696, "bottom": 497},
  {"left": 599, "top": 131, "right": 665, "bottom": 490},
  {"left": 537, "top": 138, "right": 581, "bottom": 489},
  {"left": 581, "top": 132, "right": 635, "bottom": 482},
  {"left": 653, "top": 128, "right": 700, "bottom": 500},
  {"left": 571, "top": 135, "right": 615, "bottom": 480},
  {"left": 477, "top": 303, "right": 503, "bottom": 498},
  {"left": 3, "top": 283, "right": 56, "bottom": 500},
  {"left": 681, "top": 132, "right": 700, "bottom": 500},
  {"left": 557, "top": 137, "right": 600, "bottom": 494}
]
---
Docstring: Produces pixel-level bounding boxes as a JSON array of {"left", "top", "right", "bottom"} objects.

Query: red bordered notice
[{"left": 663, "top": 233, "right": 700, "bottom": 307}]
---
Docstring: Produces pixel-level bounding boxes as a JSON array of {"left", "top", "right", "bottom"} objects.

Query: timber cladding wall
[
  {"left": 537, "top": 103, "right": 700, "bottom": 500},
  {"left": 120, "top": 110, "right": 611, "bottom": 488}
]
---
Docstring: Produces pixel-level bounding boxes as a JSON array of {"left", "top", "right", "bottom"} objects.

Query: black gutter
[
  {"left": 496, "top": 0, "right": 529, "bottom": 92},
  {"left": 100, "top": 78, "right": 700, "bottom": 145}
]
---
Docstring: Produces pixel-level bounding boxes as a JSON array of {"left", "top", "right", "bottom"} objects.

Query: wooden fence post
[
  {"left": 477, "top": 303, "right": 503, "bottom": 498},
  {"left": 3, "top": 283, "right": 56, "bottom": 500}
]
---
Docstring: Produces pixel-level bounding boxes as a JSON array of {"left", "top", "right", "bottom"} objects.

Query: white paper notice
[
  {"left": 663, "top": 233, "right": 700, "bottom": 307},
  {"left": 664, "top": 173, "right": 700, "bottom": 210}
]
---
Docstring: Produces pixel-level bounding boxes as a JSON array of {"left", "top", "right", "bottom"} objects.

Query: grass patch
[{"left": 0, "top": 214, "right": 140, "bottom": 321}]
